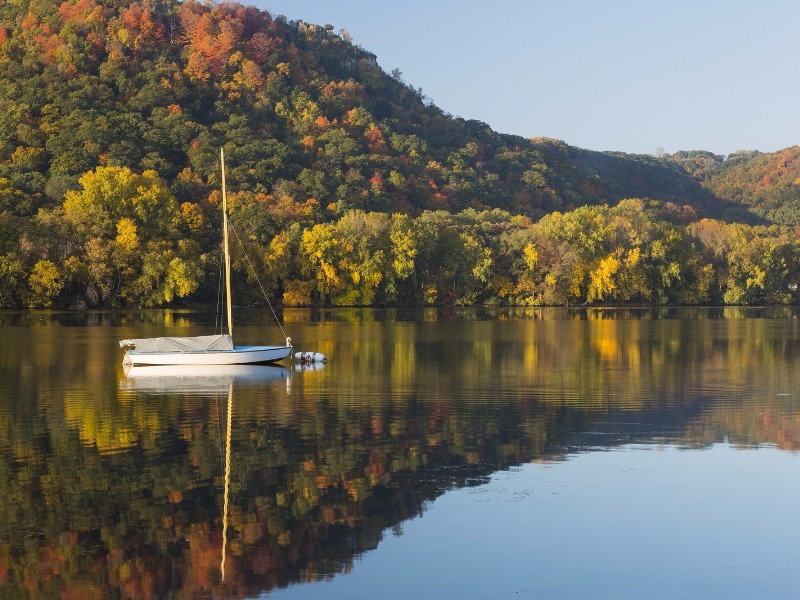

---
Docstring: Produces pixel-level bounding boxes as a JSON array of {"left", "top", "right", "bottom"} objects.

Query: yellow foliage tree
[
  {"left": 64, "top": 166, "right": 180, "bottom": 239},
  {"left": 27, "top": 260, "right": 63, "bottom": 308},
  {"left": 587, "top": 252, "right": 620, "bottom": 303},
  {"left": 389, "top": 214, "right": 417, "bottom": 279},
  {"left": 301, "top": 223, "right": 344, "bottom": 299},
  {"left": 115, "top": 218, "right": 138, "bottom": 253}
]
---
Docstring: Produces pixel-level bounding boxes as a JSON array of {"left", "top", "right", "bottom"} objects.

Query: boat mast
[{"left": 221, "top": 148, "right": 233, "bottom": 337}]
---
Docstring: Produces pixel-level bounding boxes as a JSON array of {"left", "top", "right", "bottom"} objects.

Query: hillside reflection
[{"left": 1, "top": 308, "right": 799, "bottom": 597}]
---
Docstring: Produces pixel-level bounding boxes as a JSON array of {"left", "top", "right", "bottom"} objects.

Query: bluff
[
  {"left": 0, "top": 0, "right": 788, "bottom": 224},
  {"left": 2, "top": 1, "right": 799, "bottom": 309}
]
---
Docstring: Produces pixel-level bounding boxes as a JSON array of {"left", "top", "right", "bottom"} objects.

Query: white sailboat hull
[{"left": 123, "top": 345, "right": 292, "bottom": 366}]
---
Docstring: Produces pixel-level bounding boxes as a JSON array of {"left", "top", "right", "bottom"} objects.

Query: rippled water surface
[{"left": 1, "top": 307, "right": 799, "bottom": 598}]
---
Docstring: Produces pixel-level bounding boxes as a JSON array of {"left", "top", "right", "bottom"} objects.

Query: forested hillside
[
  {"left": 668, "top": 147, "right": 800, "bottom": 226},
  {"left": 1, "top": 0, "right": 799, "bottom": 308}
]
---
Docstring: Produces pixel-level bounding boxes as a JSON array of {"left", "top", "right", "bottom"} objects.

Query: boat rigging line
[{"left": 227, "top": 219, "right": 291, "bottom": 346}]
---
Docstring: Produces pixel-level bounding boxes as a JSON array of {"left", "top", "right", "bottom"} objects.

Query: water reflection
[
  {"left": 221, "top": 384, "right": 233, "bottom": 586},
  {"left": 121, "top": 364, "right": 290, "bottom": 393},
  {"left": 3, "top": 304, "right": 799, "bottom": 328},
  {"left": 0, "top": 308, "right": 799, "bottom": 597}
]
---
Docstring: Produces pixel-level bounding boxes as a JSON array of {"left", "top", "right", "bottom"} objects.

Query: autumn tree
[
  {"left": 26, "top": 259, "right": 62, "bottom": 307},
  {"left": 60, "top": 166, "right": 200, "bottom": 306}
]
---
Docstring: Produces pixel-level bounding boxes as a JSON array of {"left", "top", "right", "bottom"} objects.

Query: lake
[{"left": 1, "top": 307, "right": 799, "bottom": 599}]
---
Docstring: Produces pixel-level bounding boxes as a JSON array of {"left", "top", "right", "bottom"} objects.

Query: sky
[{"left": 250, "top": 0, "right": 800, "bottom": 157}]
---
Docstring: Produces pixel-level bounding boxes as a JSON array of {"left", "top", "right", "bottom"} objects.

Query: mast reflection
[{"left": 221, "top": 383, "right": 232, "bottom": 582}]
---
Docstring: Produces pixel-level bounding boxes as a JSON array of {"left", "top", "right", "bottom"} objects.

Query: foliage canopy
[{"left": 1, "top": 1, "right": 799, "bottom": 307}]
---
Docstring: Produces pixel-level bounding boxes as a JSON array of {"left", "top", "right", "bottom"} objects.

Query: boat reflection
[
  {"left": 120, "top": 363, "right": 290, "bottom": 393},
  {"left": 292, "top": 360, "right": 326, "bottom": 373}
]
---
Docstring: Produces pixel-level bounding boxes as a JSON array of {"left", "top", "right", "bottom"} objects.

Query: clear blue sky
[{"left": 251, "top": 0, "right": 800, "bottom": 157}]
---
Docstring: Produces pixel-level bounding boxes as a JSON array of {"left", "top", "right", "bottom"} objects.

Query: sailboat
[{"left": 119, "top": 149, "right": 293, "bottom": 366}]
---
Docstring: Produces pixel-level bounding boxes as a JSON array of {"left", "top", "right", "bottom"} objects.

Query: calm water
[{"left": 1, "top": 307, "right": 799, "bottom": 599}]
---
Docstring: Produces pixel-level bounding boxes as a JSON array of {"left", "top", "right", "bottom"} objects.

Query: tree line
[{"left": 3, "top": 165, "right": 798, "bottom": 308}]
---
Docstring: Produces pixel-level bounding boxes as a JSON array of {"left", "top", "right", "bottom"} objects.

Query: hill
[
  {"left": 669, "top": 147, "right": 800, "bottom": 226},
  {"left": 0, "top": 0, "right": 764, "bottom": 222},
  {"left": 1, "top": 0, "right": 799, "bottom": 309}
]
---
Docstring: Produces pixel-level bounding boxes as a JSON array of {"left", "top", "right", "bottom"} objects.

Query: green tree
[
  {"left": 130, "top": 240, "right": 201, "bottom": 306},
  {"left": 412, "top": 211, "right": 495, "bottom": 305},
  {"left": 0, "top": 253, "right": 24, "bottom": 307}
]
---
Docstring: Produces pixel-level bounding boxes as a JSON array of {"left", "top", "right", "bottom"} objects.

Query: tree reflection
[{"left": 1, "top": 308, "right": 800, "bottom": 597}]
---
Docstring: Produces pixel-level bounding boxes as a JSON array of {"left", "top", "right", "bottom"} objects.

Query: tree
[
  {"left": 63, "top": 166, "right": 180, "bottom": 240},
  {"left": 129, "top": 240, "right": 201, "bottom": 306},
  {"left": 301, "top": 221, "right": 343, "bottom": 302},
  {"left": 0, "top": 253, "right": 24, "bottom": 307},
  {"left": 0, "top": 177, "right": 34, "bottom": 216},
  {"left": 587, "top": 252, "right": 620, "bottom": 303},
  {"left": 300, "top": 211, "right": 394, "bottom": 305},
  {"left": 26, "top": 259, "right": 62, "bottom": 307},
  {"left": 333, "top": 210, "right": 391, "bottom": 305},
  {"left": 59, "top": 166, "right": 202, "bottom": 306},
  {"left": 411, "top": 211, "right": 495, "bottom": 305},
  {"left": 615, "top": 247, "right": 651, "bottom": 302},
  {"left": 386, "top": 213, "right": 417, "bottom": 303},
  {"left": 534, "top": 239, "right": 581, "bottom": 306}
]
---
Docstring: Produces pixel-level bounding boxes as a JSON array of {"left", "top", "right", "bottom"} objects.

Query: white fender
[{"left": 294, "top": 351, "right": 326, "bottom": 364}]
